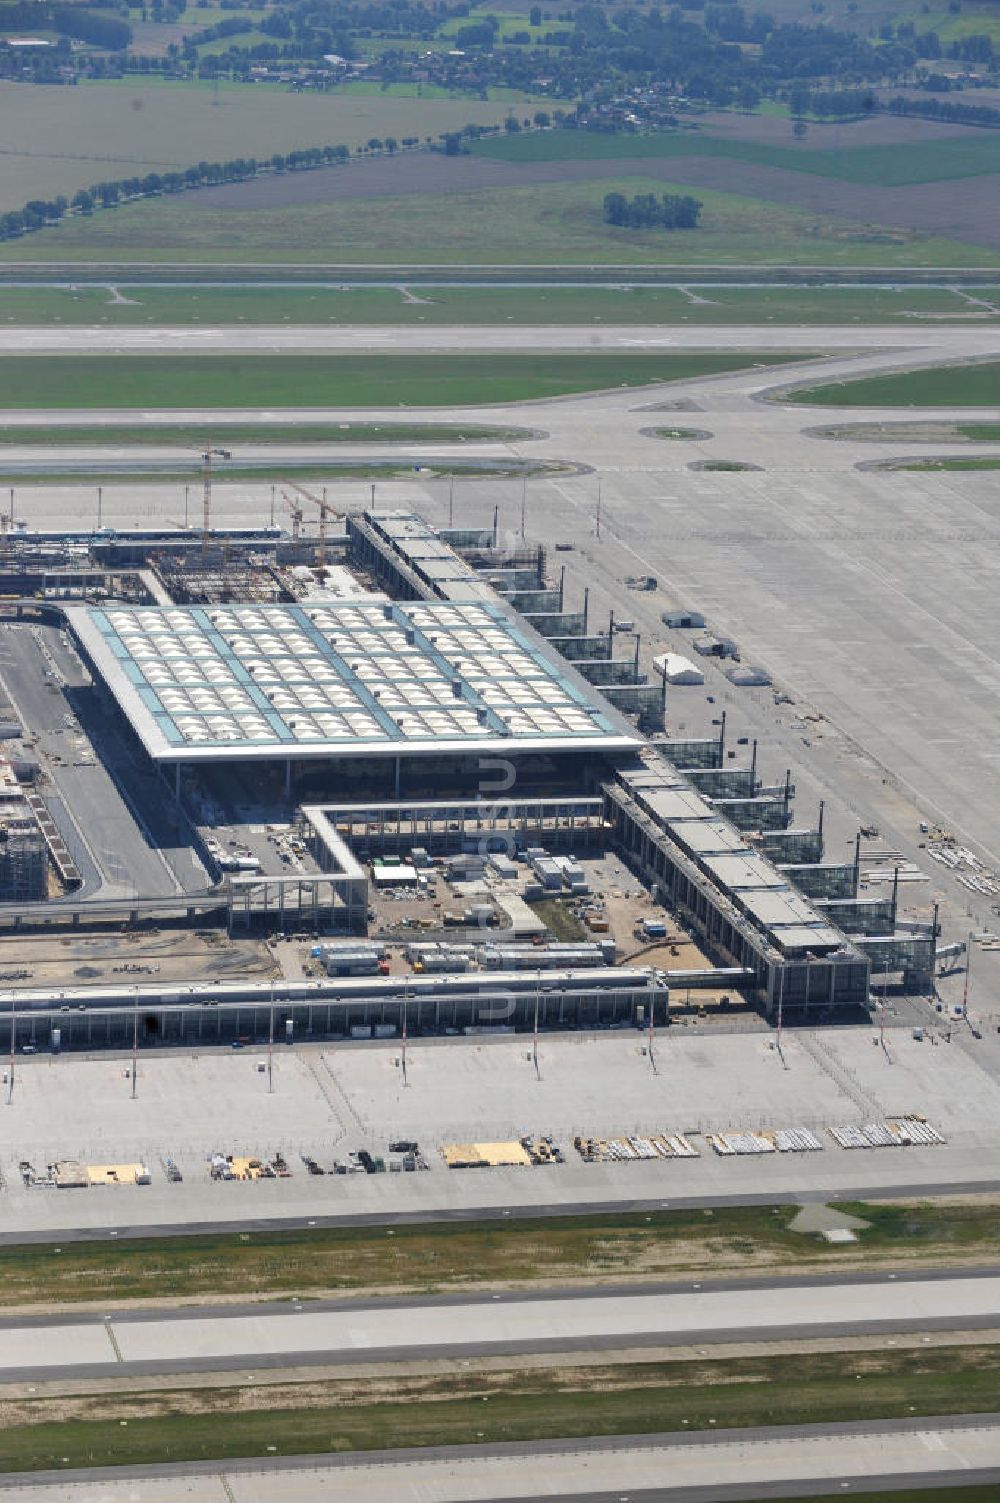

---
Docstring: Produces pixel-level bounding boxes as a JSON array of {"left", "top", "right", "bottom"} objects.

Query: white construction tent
[{"left": 653, "top": 652, "right": 705, "bottom": 686}]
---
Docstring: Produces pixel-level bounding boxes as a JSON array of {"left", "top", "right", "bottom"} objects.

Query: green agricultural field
[
  {"left": 0, "top": 283, "right": 991, "bottom": 326},
  {"left": 790, "top": 360, "right": 1000, "bottom": 405},
  {"left": 0, "top": 77, "right": 548, "bottom": 213},
  {"left": 0, "top": 351, "right": 799, "bottom": 409},
  {"left": 892, "top": 1, "right": 1000, "bottom": 45},
  {"left": 0, "top": 1345, "right": 998, "bottom": 1472},
  {"left": 473, "top": 125, "right": 1000, "bottom": 188},
  {"left": 2, "top": 176, "right": 992, "bottom": 267}
]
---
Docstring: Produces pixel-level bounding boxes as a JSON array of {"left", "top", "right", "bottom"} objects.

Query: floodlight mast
[
  {"left": 131, "top": 986, "right": 138, "bottom": 1099},
  {"left": 401, "top": 976, "right": 408, "bottom": 1087},
  {"left": 648, "top": 986, "right": 656, "bottom": 1073},
  {"left": 532, "top": 970, "right": 540, "bottom": 1080},
  {"left": 268, "top": 983, "right": 275, "bottom": 1095}
]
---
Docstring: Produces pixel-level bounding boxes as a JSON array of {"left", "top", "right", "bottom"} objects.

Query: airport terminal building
[{"left": 56, "top": 511, "right": 913, "bottom": 1017}]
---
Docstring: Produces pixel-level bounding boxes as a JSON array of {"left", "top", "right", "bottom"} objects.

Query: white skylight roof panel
[{"left": 74, "top": 601, "right": 633, "bottom": 761}]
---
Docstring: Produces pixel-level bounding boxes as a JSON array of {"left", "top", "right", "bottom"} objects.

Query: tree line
[
  {"left": 0, "top": 146, "right": 353, "bottom": 242},
  {"left": 603, "top": 192, "right": 703, "bottom": 230},
  {"left": 885, "top": 93, "right": 1000, "bottom": 129}
]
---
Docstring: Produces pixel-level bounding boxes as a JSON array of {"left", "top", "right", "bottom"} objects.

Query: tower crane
[
  {"left": 194, "top": 445, "right": 232, "bottom": 557},
  {"left": 282, "top": 481, "right": 345, "bottom": 567},
  {"left": 282, "top": 490, "right": 304, "bottom": 540}
]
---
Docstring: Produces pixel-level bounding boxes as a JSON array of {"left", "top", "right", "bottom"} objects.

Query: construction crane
[
  {"left": 282, "top": 490, "right": 304, "bottom": 541},
  {"left": 195, "top": 445, "right": 232, "bottom": 557},
  {"left": 283, "top": 481, "right": 345, "bottom": 568}
]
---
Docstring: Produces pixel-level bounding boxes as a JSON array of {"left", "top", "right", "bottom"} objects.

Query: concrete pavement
[
  {"left": 3, "top": 1272, "right": 1000, "bottom": 1381},
  {"left": 0, "top": 321, "right": 999, "bottom": 353},
  {"left": 1, "top": 1416, "right": 999, "bottom": 1500}
]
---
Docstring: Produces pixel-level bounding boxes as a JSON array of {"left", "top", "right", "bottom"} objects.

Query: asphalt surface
[
  {"left": 3, "top": 1270, "right": 1000, "bottom": 1382},
  {"left": 0, "top": 622, "right": 205, "bottom": 898},
  {"left": 4, "top": 1178, "right": 1000, "bottom": 1247},
  {"left": 1, "top": 1415, "right": 999, "bottom": 1500}
]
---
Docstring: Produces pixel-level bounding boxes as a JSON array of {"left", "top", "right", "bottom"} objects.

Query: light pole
[
  {"left": 532, "top": 970, "right": 540, "bottom": 1080},
  {"left": 648, "top": 987, "right": 656, "bottom": 1074},
  {"left": 183, "top": 485, "right": 190, "bottom": 530},
  {"left": 96, "top": 485, "right": 103, "bottom": 531},
  {"left": 595, "top": 477, "right": 602, "bottom": 539},
  {"left": 269, "top": 484, "right": 276, "bottom": 529},
  {"left": 267, "top": 982, "right": 275, "bottom": 1095},
  {"left": 401, "top": 977, "right": 408, "bottom": 1087},
  {"left": 6, "top": 992, "right": 15, "bottom": 1106},
  {"left": 448, "top": 477, "right": 454, "bottom": 529},
  {"left": 520, "top": 475, "right": 527, "bottom": 540},
  {"left": 131, "top": 986, "right": 138, "bottom": 1100}
]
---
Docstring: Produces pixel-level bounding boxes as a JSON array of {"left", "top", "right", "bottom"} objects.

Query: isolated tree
[{"left": 603, "top": 191, "right": 628, "bottom": 225}]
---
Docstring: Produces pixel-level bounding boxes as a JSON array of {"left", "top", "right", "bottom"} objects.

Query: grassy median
[
  {"left": 2, "top": 1199, "right": 1000, "bottom": 1308},
  {"left": 0, "top": 421, "right": 534, "bottom": 446},
  {"left": 0, "top": 351, "right": 800, "bottom": 410},
  {"left": 789, "top": 360, "right": 1000, "bottom": 406},
  {"left": 0, "top": 284, "right": 994, "bottom": 327},
  {"left": 1, "top": 1345, "right": 998, "bottom": 1472}
]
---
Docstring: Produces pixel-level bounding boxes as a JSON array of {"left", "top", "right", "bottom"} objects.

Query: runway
[
  {"left": 3, "top": 1271, "right": 1000, "bottom": 1382},
  {"left": 0, "top": 1416, "right": 998, "bottom": 1500},
  {"left": 0, "top": 321, "right": 998, "bottom": 355},
  {"left": 0, "top": 318, "right": 980, "bottom": 350}
]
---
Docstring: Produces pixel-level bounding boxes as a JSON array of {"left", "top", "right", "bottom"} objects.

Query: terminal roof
[{"left": 69, "top": 601, "right": 640, "bottom": 764}]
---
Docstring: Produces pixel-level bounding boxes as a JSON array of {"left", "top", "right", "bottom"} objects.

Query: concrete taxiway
[
  {"left": 0, "top": 1416, "right": 998, "bottom": 1500},
  {"left": 3, "top": 1271, "right": 1000, "bottom": 1382}
]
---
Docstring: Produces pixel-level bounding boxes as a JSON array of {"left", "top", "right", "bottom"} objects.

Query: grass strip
[
  {"left": 879, "top": 457, "right": 1000, "bottom": 472},
  {"left": 0, "top": 284, "right": 989, "bottom": 327},
  {"left": 0, "top": 421, "right": 533, "bottom": 445},
  {"left": 0, "top": 352, "right": 799, "bottom": 409},
  {"left": 1, "top": 1200, "right": 999, "bottom": 1308},
  {"left": 960, "top": 422, "right": 1000, "bottom": 440},
  {"left": 1, "top": 1346, "right": 998, "bottom": 1472},
  {"left": 2, "top": 461, "right": 556, "bottom": 486},
  {"left": 788, "top": 360, "right": 1000, "bottom": 406}
]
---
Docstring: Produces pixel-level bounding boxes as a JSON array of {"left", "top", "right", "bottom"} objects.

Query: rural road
[
  {"left": 1, "top": 1416, "right": 999, "bottom": 1500},
  {"left": 3, "top": 1271, "right": 1000, "bottom": 1381}
]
